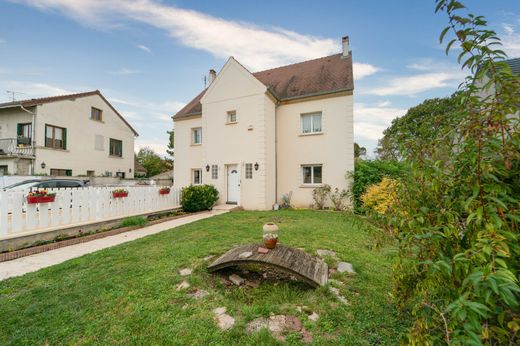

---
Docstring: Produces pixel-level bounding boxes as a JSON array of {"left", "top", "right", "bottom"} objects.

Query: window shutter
[
  {"left": 17, "top": 124, "right": 22, "bottom": 137},
  {"left": 63, "top": 128, "right": 67, "bottom": 149}
]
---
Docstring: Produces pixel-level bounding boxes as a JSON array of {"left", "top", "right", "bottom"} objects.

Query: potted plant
[
  {"left": 159, "top": 187, "right": 171, "bottom": 195},
  {"left": 27, "top": 189, "right": 56, "bottom": 204},
  {"left": 112, "top": 188, "right": 129, "bottom": 198},
  {"left": 262, "top": 223, "right": 279, "bottom": 249}
]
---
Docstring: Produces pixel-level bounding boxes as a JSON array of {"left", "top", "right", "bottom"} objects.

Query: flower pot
[
  {"left": 263, "top": 223, "right": 279, "bottom": 233},
  {"left": 112, "top": 191, "right": 128, "bottom": 198},
  {"left": 264, "top": 237, "right": 278, "bottom": 249},
  {"left": 159, "top": 189, "right": 170, "bottom": 195},
  {"left": 27, "top": 195, "right": 56, "bottom": 204}
]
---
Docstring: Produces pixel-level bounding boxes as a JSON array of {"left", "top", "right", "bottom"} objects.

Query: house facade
[
  {"left": 0, "top": 90, "right": 138, "bottom": 177},
  {"left": 173, "top": 37, "right": 354, "bottom": 210}
]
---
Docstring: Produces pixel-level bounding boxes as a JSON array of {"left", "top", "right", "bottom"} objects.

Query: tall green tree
[
  {"left": 166, "top": 129, "right": 174, "bottom": 160},
  {"left": 354, "top": 142, "right": 366, "bottom": 158},
  {"left": 391, "top": 1, "right": 520, "bottom": 344},
  {"left": 137, "top": 147, "right": 169, "bottom": 177}
]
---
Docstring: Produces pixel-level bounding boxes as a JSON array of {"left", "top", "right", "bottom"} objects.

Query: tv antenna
[
  {"left": 203, "top": 75, "right": 207, "bottom": 88},
  {"left": 6, "top": 90, "right": 27, "bottom": 102}
]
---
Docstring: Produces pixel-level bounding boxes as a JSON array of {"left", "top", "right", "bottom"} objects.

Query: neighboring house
[
  {"left": 150, "top": 170, "right": 174, "bottom": 186},
  {"left": 0, "top": 90, "right": 138, "bottom": 177},
  {"left": 173, "top": 37, "right": 354, "bottom": 210},
  {"left": 134, "top": 155, "right": 148, "bottom": 177}
]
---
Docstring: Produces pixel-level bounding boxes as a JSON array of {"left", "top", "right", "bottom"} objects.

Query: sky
[{"left": 0, "top": 0, "right": 519, "bottom": 157}]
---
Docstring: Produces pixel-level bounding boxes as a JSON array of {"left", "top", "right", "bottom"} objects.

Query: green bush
[
  {"left": 181, "top": 185, "right": 219, "bottom": 212},
  {"left": 120, "top": 216, "right": 147, "bottom": 228},
  {"left": 350, "top": 159, "right": 404, "bottom": 213}
]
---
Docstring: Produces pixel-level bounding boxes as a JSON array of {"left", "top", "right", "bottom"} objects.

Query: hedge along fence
[{"left": 0, "top": 186, "right": 181, "bottom": 239}]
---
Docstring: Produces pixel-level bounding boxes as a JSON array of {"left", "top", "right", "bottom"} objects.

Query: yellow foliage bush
[{"left": 361, "top": 177, "right": 399, "bottom": 215}]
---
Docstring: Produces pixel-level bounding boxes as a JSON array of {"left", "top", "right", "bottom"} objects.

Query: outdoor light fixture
[
  {"left": 206, "top": 164, "right": 210, "bottom": 172},
  {"left": 254, "top": 162, "right": 259, "bottom": 171},
  {"left": 40, "top": 162, "right": 46, "bottom": 169}
]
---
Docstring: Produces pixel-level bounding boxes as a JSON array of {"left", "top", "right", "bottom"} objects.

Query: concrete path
[{"left": 0, "top": 209, "right": 229, "bottom": 281}]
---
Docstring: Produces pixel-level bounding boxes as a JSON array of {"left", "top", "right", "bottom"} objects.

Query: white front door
[{"left": 227, "top": 165, "right": 240, "bottom": 204}]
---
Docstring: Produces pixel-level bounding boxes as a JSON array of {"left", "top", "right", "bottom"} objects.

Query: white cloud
[
  {"left": 12, "top": 0, "right": 378, "bottom": 73},
  {"left": 353, "top": 62, "right": 378, "bottom": 80},
  {"left": 501, "top": 22, "right": 520, "bottom": 57},
  {"left": 108, "top": 68, "right": 141, "bottom": 75},
  {"left": 0, "top": 80, "right": 74, "bottom": 102},
  {"left": 353, "top": 102, "right": 407, "bottom": 148},
  {"left": 370, "top": 72, "right": 462, "bottom": 96},
  {"left": 136, "top": 44, "right": 152, "bottom": 54}
]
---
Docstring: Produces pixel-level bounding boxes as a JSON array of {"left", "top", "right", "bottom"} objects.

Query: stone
[
  {"left": 257, "top": 247, "right": 269, "bottom": 254},
  {"left": 268, "top": 315, "right": 286, "bottom": 333},
  {"left": 308, "top": 312, "right": 319, "bottom": 322},
  {"left": 215, "top": 313, "right": 235, "bottom": 330},
  {"left": 213, "top": 307, "right": 227, "bottom": 315},
  {"left": 188, "top": 289, "right": 209, "bottom": 300},
  {"left": 337, "top": 262, "right": 355, "bottom": 274},
  {"left": 176, "top": 280, "right": 190, "bottom": 291},
  {"left": 245, "top": 280, "right": 260, "bottom": 289},
  {"left": 179, "top": 268, "right": 192, "bottom": 276},
  {"left": 238, "top": 251, "right": 253, "bottom": 259},
  {"left": 203, "top": 255, "right": 215, "bottom": 261},
  {"left": 329, "top": 287, "right": 349, "bottom": 305},
  {"left": 316, "top": 249, "right": 337, "bottom": 258},
  {"left": 284, "top": 315, "right": 302, "bottom": 332},
  {"left": 245, "top": 318, "right": 269, "bottom": 334},
  {"left": 229, "top": 274, "right": 245, "bottom": 286}
]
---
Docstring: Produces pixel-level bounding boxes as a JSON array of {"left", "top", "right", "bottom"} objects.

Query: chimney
[
  {"left": 208, "top": 69, "right": 217, "bottom": 84},
  {"left": 342, "top": 36, "right": 350, "bottom": 58}
]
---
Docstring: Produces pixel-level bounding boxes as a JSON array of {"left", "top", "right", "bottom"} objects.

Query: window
[
  {"left": 91, "top": 107, "right": 103, "bottom": 121},
  {"left": 87, "top": 170, "right": 95, "bottom": 177},
  {"left": 227, "top": 110, "right": 237, "bottom": 123},
  {"left": 192, "top": 127, "right": 202, "bottom": 145},
  {"left": 301, "top": 112, "right": 322, "bottom": 134},
  {"left": 0, "top": 165, "right": 8, "bottom": 176},
  {"left": 211, "top": 165, "right": 218, "bottom": 179},
  {"left": 192, "top": 169, "right": 202, "bottom": 185},
  {"left": 17, "top": 123, "right": 32, "bottom": 145},
  {"left": 45, "top": 124, "right": 67, "bottom": 149},
  {"left": 109, "top": 138, "right": 123, "bottom": 157},
  {"left": 245, "top": 163, "right": 253, "bottom": 179},
  {"left": 302, "top": 165, "right": 322, "bottom": 185},
  {"left": 50, "top": 169, "right": 72, "bottom": 176}
]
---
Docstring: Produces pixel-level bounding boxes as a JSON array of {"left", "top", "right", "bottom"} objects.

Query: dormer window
[
  {"left": 91, "top": 107, "right": 103, "bottom": 121},
  {"left": 227, "top": 110, "right": 237, "bottom": 124}
]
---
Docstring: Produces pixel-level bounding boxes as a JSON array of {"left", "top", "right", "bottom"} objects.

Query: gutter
[{"left": 18, "top": 104, "right": 37, "bottom": 175}]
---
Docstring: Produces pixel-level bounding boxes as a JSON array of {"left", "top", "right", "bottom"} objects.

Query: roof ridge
[
  {"left": 252, "top": 53, "right": 343, "bottom": 75},
  {"left": 17, "top": 90, "right": 99, "bottom": 105}
]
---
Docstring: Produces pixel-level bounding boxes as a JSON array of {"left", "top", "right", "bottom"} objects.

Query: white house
[
  {"left": 0, "top": 90, "right": 138, "bottom": 178},
  {"left": 173, "top": 37, "right": 354, "bottom": 210}
]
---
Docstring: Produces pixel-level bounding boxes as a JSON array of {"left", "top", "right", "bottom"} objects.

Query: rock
[
  {"left": 213, "top": 307, "right": 227, "bottom": 315},
  {"left": 257, "top": 247, "right": 269, "bottom": 254},
  {"left": 316, "top": 249, "right": 337, "bottom": 258},
  {"left": 296, "top": 306, "right": 303, "bottom": 313},
  {"left": 246, "top": 318, "right": 269, "bottom": 334},
  {"left": 188, "top": 289, "right": 209, "bottom": 300},
  {"left": 203, "top": 255, "right": 215, "bottom": 261},
  {"left": 179, "top": 268, "right": 192, "bottom": 276},
  {"left": 215, "top": 313, "right": 235, "bottom": 330},
  {"left": 220, "top": 277, "right": 233, "bottom": 286},
  {"left": 328, "top": 268, "right": 337, "bottom": 276},
  {"left": 238, "top": 251, "right": 253, "bottom": 259},
  {"left": 229, "top": 274, "right": 245, "bottom": 286},
  {"left": 268, "top": 315, "right": 286, "bottom": 333},
  {"left": 337, "top": 262, "right": 355, "bottom": 274},
  {"left": 308, "top": 312, "right": 319, "bottom": 322},
  {"left": 329, "top": 287, "right": 349, "bottom": 305},
  {"left": 176, "top": 280, "right": 190, "bottom": 291},
  {"left": 284, "top": 315, "right": 302, "bottom": 332},
  {"left": 245, "top": 280, "right": 260, "bottom": 289}
]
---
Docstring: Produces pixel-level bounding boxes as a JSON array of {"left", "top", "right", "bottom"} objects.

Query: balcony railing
[{"left": 0, "top": 138, "right": 35, "bottom": 157}]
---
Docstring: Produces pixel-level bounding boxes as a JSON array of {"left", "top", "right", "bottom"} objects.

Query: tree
[
  {"left": 354, "top": 142, "right": 366, "bottom": 158},
  {"left": 376, "top": 93, "right": 461, "bottom": 160},
  {"left": 136, "top": 147, "right": 169, "bottom": 177},
  {"left": 166, "top": 129, "right": 174, "bottom": 160}
]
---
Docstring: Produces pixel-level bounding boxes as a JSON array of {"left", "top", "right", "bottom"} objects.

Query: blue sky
[{"left": 0, "top": 0, "right": 519, "bottom": 156}]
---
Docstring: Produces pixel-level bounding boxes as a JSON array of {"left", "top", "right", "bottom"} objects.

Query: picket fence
[{"left": 0, "top": 186, "right": 181, "bottom": 239}]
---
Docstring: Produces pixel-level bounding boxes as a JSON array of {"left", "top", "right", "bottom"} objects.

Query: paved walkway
[{"left": 0, "top": 208, "right": 230, "bottom": 281}]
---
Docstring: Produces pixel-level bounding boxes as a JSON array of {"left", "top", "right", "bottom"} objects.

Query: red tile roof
[
  {"left": 0, "top": 90, "right": 138, "bottom": 136},
  {"left": 173, "top": 53, "right": 354, "bottom": 119}
]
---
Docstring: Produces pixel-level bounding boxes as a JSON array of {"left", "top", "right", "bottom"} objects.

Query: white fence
[{"left": 0, "top": 186, "right": 181, "bottom": 239}]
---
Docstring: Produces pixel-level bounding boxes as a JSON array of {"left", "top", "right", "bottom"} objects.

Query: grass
[
  {"left": 119, "top": 216, "right": 148, "bottom": 228},
  {"left": 0, "top": 210, "right": 409, "bottom": 345}
]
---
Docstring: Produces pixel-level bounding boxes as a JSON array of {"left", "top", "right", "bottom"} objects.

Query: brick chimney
[{"left": 342, "top": 36, "right": 350, "bottom": 58}]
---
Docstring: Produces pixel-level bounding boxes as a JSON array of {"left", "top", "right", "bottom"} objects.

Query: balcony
[{"left": 0, "top": 138, "right": 35, "bottom": 158}]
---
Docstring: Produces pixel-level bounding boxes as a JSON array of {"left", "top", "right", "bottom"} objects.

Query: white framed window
[
  {"left": 211, "top": 165, "right": 218, "bottom": 179},
  {"left": 245, "top": 163, "right": 253, "bottom": 179},
  {"left": 302, "top": 165, "right": 322, "bottom": 185},
  {"left": 192, "top": 169, "right": 202, "bottom": 185},
  {"left": 227, "top": 110, "right": 237, "bottom": 123},
  {"left": 301, "top": 112, "right": 322, "bottom": 134},
  {"left": 192, "top": 127, "right": 202, "bottom": 145}
]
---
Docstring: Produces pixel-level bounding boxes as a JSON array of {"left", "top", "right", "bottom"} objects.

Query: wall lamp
[
  {"left": 206, "top": 164, "right": 210, "bottom": 172},
  {"left": 41, "top": 162, "right": 46, "bottom": 169},
  {"left": 254, "top": 162, "right": 259, "bottom": 171}
]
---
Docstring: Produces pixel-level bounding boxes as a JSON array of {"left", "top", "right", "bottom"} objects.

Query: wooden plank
[{"left": 207, "top": 244, "right": 328, "bottom": 287}]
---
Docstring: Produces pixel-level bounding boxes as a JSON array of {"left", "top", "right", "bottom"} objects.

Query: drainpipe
[{"left": 19, "top": 105, "right": 36, "bottom": 175}]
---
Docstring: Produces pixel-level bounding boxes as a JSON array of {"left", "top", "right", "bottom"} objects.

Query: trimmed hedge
[{"left": 181, "top": 185, "right": 219, "bottom": 212}]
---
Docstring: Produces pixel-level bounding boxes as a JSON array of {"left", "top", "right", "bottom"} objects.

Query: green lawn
[{"left": 0, "top": 210, "right": 408, "bottom": 345}]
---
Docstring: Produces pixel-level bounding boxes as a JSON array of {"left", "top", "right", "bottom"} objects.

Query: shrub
[
  {"left": 280, "top": 191, "right": 292, "bottom": 209},
  {"left": 330, "top": 187, "right": 350, "bottom": 211},
  {"left": 312, "top": 184, "right": 331, "bottom": 209},
  {"left": 350, "top": 159, "right": 403, "bottom": 214},
  {"left": 361, "top": 178, "right": 399, "bottom": 215},
  {"left": 181, "top": 185, "right": 219, "bottom": 212},
  {"left": 120, "top": 216, "right": 147, "bottom": 228}
]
